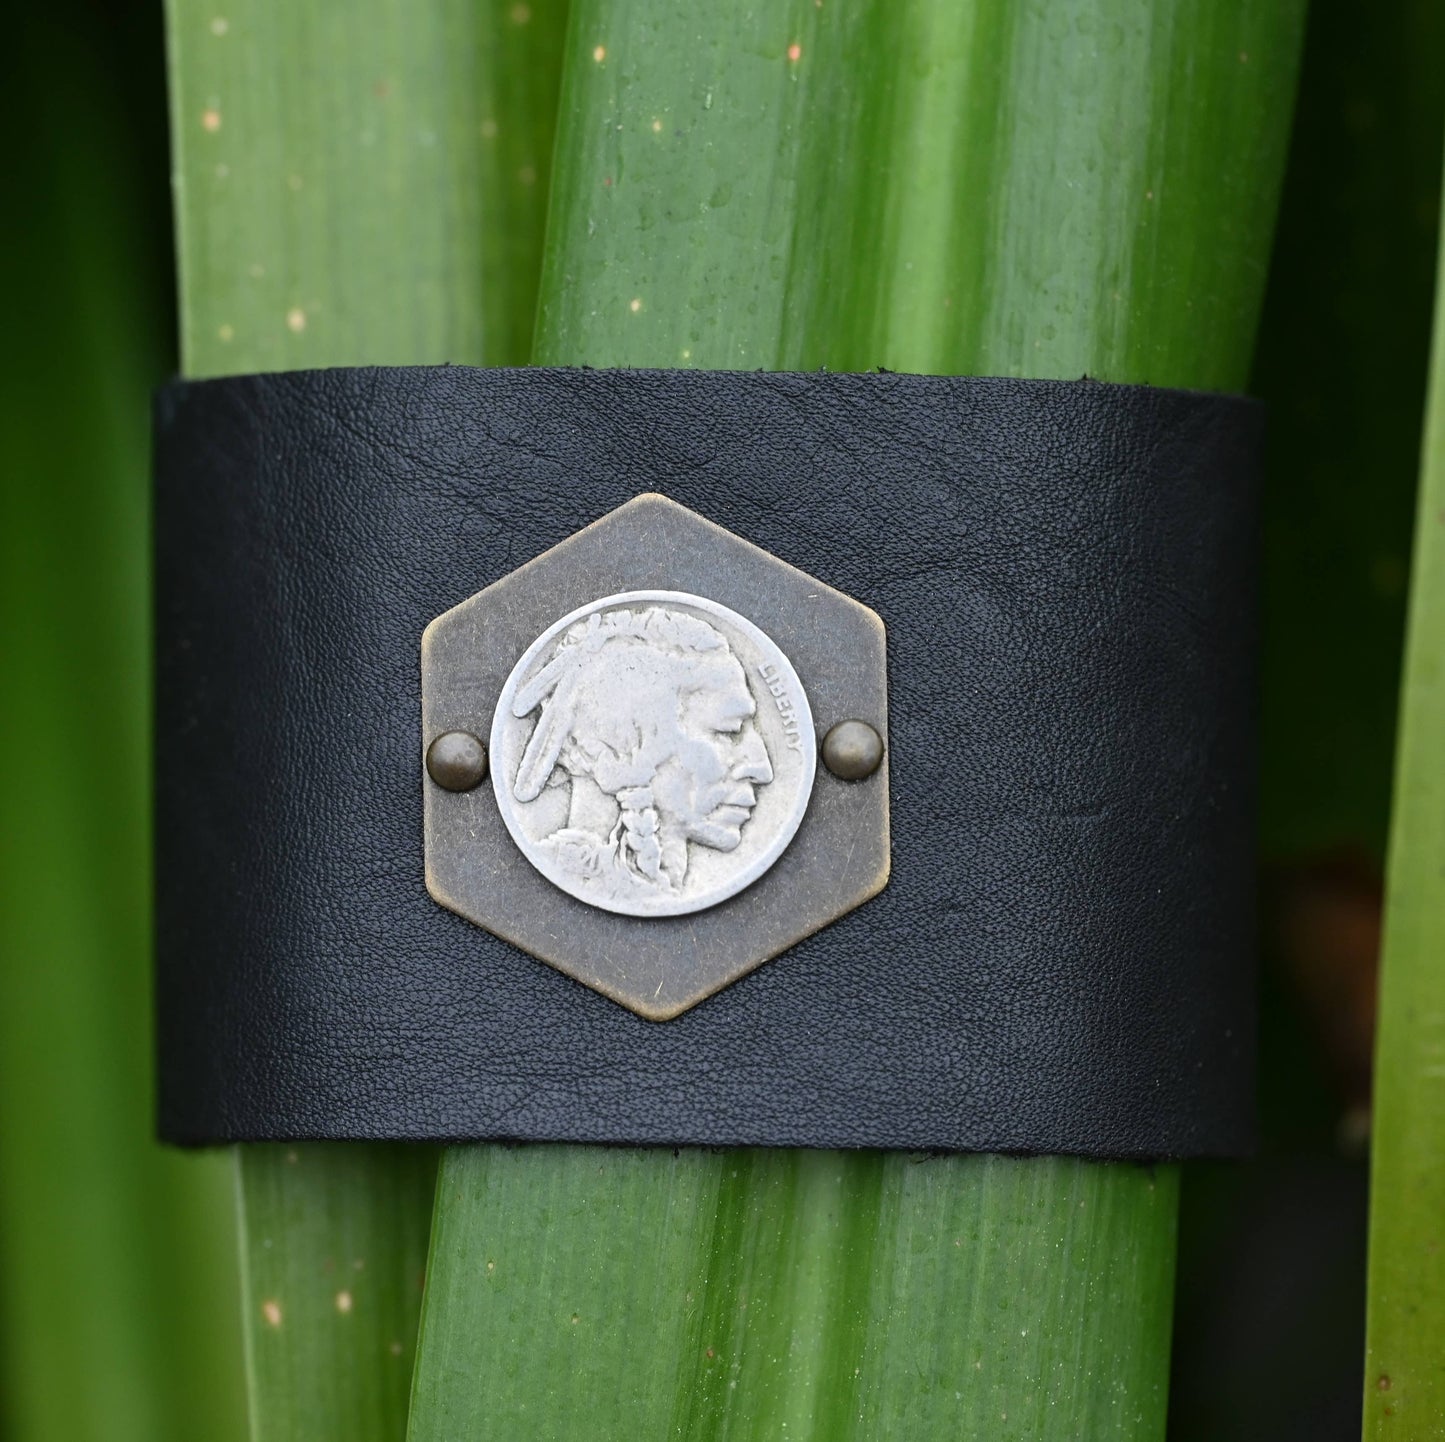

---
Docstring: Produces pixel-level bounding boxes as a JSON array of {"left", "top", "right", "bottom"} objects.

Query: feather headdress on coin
[{"left": 511, "top": 606, "right": 730, "bottom": 801}]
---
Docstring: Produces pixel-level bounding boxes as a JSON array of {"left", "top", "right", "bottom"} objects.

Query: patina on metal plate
[
  {"left": 422, "top": 493, "right": 888, "bottom": 1020},
  {"left": 491, "top": 591, "right": 816, "bottom": 918}
]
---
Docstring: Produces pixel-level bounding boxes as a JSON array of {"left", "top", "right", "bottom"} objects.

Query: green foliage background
[
  {"left": 1, "top": 2, "right": 1440, "bottom": 1440},
  {"left": 0, "top": 10, "right": 247, "bottom": 1441}
]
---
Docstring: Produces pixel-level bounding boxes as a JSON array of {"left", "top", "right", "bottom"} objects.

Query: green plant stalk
[
  {"left": 165, "top": 2, "right": 564, "bottom": 1437},
  {"left": 1361, "top": 179, "right": 1445, "bottom": 1441},
  {"left": 0, "top": 13, "right": 246, "bottom": 1442},
  {"left": 408, "top": 3, "right": 1304, "bottom": 1439}
]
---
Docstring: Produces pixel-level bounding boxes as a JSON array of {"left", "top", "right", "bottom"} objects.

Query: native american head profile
[{"left": 509, "top": 605, "right": 774, "bottom": 904}]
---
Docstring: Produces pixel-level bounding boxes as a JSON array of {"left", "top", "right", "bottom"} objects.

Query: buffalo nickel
[{"left": 490, "top": 590, "right": 816, "bottom": 918}]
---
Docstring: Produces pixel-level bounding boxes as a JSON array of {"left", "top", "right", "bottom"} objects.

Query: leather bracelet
[{"left": 154, "top": 365, "right": 1261, "bottom": 1157}]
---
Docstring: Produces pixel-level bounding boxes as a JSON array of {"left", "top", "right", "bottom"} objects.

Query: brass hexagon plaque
[{"left": 421, "top": 493, "right": 888, "bottom": 1019}]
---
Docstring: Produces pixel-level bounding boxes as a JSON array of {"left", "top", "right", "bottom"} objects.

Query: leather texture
[{"left": 154, "top": 365, "right": 1262, "bottom": 1157}]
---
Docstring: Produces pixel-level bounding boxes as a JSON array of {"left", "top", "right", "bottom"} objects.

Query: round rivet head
[
  {"left": 426, "top": 731, "right": 488, "bottom": 792},
  {"left": 821, "top": 720, "right": 884, "bottom": 781}
]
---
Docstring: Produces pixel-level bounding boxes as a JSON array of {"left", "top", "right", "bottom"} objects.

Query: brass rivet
[
  {"left": 426, "top": 731, "right": 488, "bottom": 792},
  {"left": 821, "top": 720, "right": 884, "bottom": 781}
]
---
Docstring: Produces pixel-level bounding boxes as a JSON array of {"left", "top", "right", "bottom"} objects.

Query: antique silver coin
[{"left": 490, "top": 590, "right": 816, "bottom": 918}]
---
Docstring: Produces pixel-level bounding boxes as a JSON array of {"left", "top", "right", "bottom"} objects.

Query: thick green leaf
[
  {"left": 1361, "top": 183, "right": 1445, "bottom": 1440},
  {"left": 169, "top": 0, "right": 562, "bottom": 377},
  {"left": 536, "top": 0, "right": 1301, "bottom": 385},
  {"left": 414, "top": 1147, "right": 1178, "bottom": 1439},
  {"left": 234, "top": 1147, "right": 438, "bottom": 1442},
  {"left": 164, "top": 1, "right": 564, "bottom": 1436},
  {"left": 0, "top": 11, "right": 246, "bottom": 1442},
  {"left": 409, "top": 3, "right": 1304, "bottom": 1439}
]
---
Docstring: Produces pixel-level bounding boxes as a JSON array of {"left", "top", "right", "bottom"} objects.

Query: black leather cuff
[{"left": 154, "top": 365, "right": 1262, "bottom": 1158}]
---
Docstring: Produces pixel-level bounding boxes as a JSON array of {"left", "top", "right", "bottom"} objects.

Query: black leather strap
[{"left": 154, "top": 366, "right": 1261, "bottom": 1157}]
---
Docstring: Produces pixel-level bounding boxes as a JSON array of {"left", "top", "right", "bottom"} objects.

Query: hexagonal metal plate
[{"left": 421, "top": 493, "right": 888, "bottom": 1019}]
